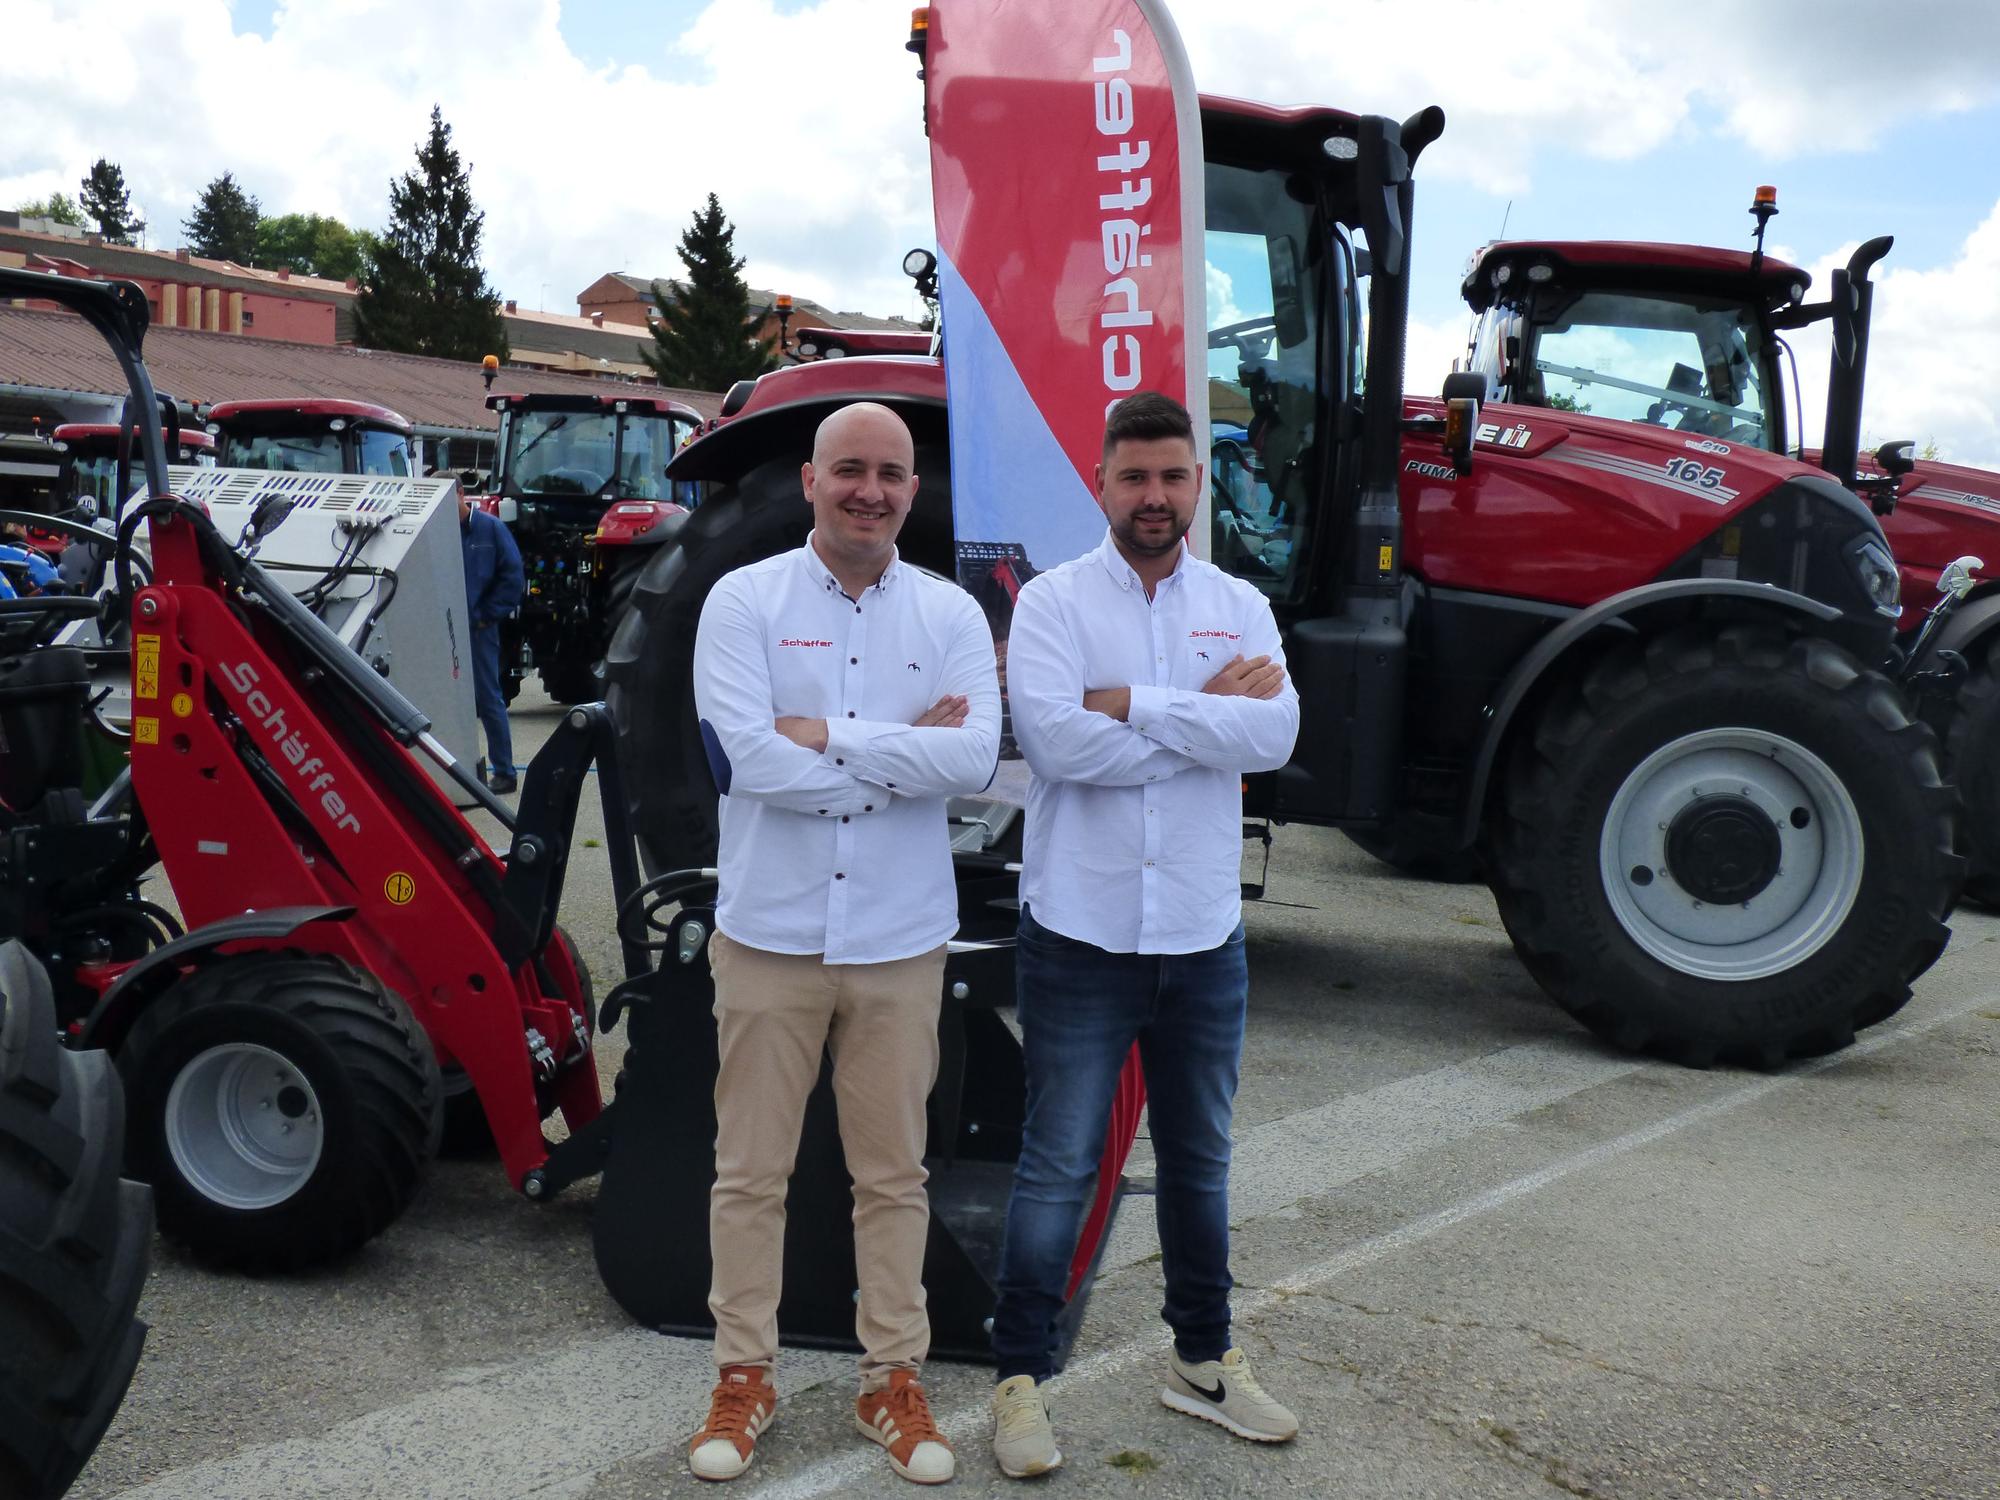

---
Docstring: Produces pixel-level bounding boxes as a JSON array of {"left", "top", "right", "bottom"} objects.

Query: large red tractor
[
  {"left": 1458, "top": 215, "right": 2000, "bottom": 904},
  {"left": 605, "top": 1, "right": 1962, "bottom": 1070},
  {"left": 476, "top": 390, "right": 702, "bottom": 703}
]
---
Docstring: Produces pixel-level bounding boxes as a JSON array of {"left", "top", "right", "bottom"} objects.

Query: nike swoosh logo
[{"left": 1186, "top": 1377, "right": 1226, "bottom": 1403}]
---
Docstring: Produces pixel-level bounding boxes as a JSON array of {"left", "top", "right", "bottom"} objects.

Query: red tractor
[
  {"left": 476, "top": 390, "right": 702, "bottom": 703},
  {"left": 205, "top": 397, "right": 417, "bottom": 476},
  {"left": 603, "top": 1, "right": 1964, "bottom": 1070},
  {"left": 1458, "top": 209, "right": 2000, "bottom": 904}
]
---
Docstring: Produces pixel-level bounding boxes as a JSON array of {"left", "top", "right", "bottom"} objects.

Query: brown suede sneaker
[
  {"left": 855, "top": 1368, "right": 955, "bottom": 1483},
  {"left": 689, "top": 1365, "right": 777, "bottom": 1482}
]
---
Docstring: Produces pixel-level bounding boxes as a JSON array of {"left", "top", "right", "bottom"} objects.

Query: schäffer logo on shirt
[{"left": 777, "top": 638, "right": 834, "bottom": 647}]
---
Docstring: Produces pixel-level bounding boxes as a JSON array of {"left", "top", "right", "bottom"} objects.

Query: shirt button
[
  {"left": 1144, "top": 860, "right": 1155, "bottom": 868},
  {"left": 841, "top": 815, "right": 850, "bottom": 823},
  {"left": 834, "top": 757, "right": 844, "bottom": 765},
  {"left": 854, "top": 606, "right": 862, "bottom": 614},
  {"left": 835, "top": 872, "right": 846, "bottom": 880},
  {"left": 817, "top": 808, "right": 827, "bottom": 815},
  {"left": 864, "top": 804, "right": 874, "bottom": 812},
  {"left": 850, "top": 656, "right": 858, "bottom": 664},
  {"left": 847, "top": 710, "right": 856, "bottom": 718}
]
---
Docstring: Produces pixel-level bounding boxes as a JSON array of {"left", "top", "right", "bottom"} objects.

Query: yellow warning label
[
  {"left": 383, "top": 872, "right": 417, "bottom": 906},
  {"left": 135, "top": 633, "right": 160, "bottom": 700},
  {"left": 1378, "top": 544, "right": 1394, "bottom": 572},
  {"left": 133, "top": 716, "right": 159, "bottom": 745},
  {"left": 170, "top": 692, "right": 194, "bottom": 718}
]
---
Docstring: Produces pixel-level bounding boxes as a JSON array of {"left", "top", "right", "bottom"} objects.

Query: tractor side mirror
[
  {"left": 1441, "top": 371, "right": 1486, "bottom": 474},
  {"left": 1875, "top": 439, "right": 1917, "bottom": 479},
  {"left": 496, "top": 498, "right": 519, "bottom": 524},
  {"left": 1268, "top": 235, "right": 1309, "bottom": 349}
]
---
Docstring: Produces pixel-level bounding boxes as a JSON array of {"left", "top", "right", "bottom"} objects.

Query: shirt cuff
[
  {"left": 821, "top": 717, "right": 869, "bottom": 779},
  {"left": 1126, "top": 684, "right": 1174, "bottom": 738}
]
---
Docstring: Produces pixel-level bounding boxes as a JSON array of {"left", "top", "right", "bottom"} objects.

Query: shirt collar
[
  {"left": 802, "top": 531, "right": 901, "bottom": 599},
  {"left": 1094, "top": 530, "right": 1189, "bottom": 593}
]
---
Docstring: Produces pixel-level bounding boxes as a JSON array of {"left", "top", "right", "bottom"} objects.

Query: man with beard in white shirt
[
  {"left": 987, "top": 392, "right": 1302, "bottom": 1477},
  {"left": 687, "top": 401, "right": 1000, "bottom": 1486}
]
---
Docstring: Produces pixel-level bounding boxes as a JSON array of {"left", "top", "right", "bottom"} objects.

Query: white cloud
[
  {"left": 4, "top": 0, "right": 1999, "bottom": 467},
  {"left": 1792, "top": 201, "right": 2000, "bottom": 469}
]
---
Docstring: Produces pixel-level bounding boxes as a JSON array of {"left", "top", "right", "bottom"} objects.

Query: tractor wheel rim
[
  {"left": 1600, "top": 728, "right": 1863, "bottom": 982},
  {"left": 164, "top": 1042, "right": 324, "bottom": 1211}
]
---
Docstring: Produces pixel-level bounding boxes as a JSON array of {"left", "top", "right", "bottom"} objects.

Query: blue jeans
[
  {"left": 990, "top": 907, "right": 1247, "bottom": 1380},
  {"left": 471, "top": 621, "right": 513, "bottom": 776}
]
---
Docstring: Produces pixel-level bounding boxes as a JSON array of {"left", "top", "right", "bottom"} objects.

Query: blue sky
[{"left": 11, "top": 1, "right": 2000, "bottom": 461}]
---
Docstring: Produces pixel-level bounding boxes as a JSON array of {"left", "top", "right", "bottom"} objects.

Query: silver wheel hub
[
  {"left": 1600, "top": 728, "right": 1864, "bottom": 982},
  {"left": 164, "top": 1043, "right": 324, "bottom": 1210}
]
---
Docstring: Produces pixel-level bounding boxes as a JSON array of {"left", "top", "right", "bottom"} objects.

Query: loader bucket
[{"left": 591, "top": 895, "right": 1132, "bottom": 1367}]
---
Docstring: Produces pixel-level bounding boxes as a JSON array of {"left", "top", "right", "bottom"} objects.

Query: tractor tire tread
[
  {"left": 117, "top": 949, "right": 439, "bottom": 1273},
  {"left": 0, "top": 940, "right": 152, "bottom": 1500},
  {"left": 1491, "top": 623, "right": 1958, "bottom": 1068}
]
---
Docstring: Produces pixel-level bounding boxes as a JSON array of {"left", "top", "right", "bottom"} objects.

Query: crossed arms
[
  {"left": 1007, "top": 583, "right": 1299, "bottom": 787},
  {"left": 693, "top": 579, "right": 1000, "bottom": 815}
]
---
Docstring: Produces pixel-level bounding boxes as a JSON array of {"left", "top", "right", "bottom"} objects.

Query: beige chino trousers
[{"left": 706, "top": 930, "right": 947, "bottom": 1385}]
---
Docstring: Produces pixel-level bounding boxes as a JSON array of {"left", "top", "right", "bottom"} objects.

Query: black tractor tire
[
  {"left": 603, "top": 442, "right": 955, "bottom": 875},
  {"left": 1489, "top": 623, "right": 1959, "bottom": 1067},
  {"left": 1343, "top": 820, "right": 1483, "bottom": 883},
  {"left": 438, "top": 926, "right": 594, "bottom": 1157},
  {"left": 1945, "top": 633, "right": 2000, "bottom": 911},
  {"left": 539, "top": 656, "right": 601, "bottom": 707},
  {"left": 116, "top": 950, "right": 441, "bottom": 1272},
  {"left": 0, "top": 941, "right": 151, "bottom": 1500}
]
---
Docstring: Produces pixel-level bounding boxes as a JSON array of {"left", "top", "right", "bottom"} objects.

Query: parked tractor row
[{"left": 3, "top": 2, "right": 1999, "bottom": 1493}]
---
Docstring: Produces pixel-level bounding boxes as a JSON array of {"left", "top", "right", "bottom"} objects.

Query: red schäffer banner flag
[
  {"left": 925, "top": 0, "right": 1208, "bottom": 644},
  {"left": 922, "top": 0, "right": 1206, "bottom": 1304}
]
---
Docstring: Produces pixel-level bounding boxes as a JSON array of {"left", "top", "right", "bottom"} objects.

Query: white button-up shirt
[
  {"left": 693, "top": 537, "right": 1001, "bottom": 964},
  {"left": 1010, "top": 533, "right": 1300, "bottom": 954}
]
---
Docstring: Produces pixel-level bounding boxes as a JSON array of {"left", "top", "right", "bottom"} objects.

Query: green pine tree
[
  {"left": 642, "top": 194, "right": 776, "bottom": 390},
  {"left": 15, "top": 192, "right": 85, "bottom": 226},
  {"left": 79, "top": 159, "right": 137, "bottom": 243},
  {"left": 182, "top": 172, "right": 262, "bottom": 263},
  {"left": 354, "top": 106, "right": 507, "bottom": 361}
]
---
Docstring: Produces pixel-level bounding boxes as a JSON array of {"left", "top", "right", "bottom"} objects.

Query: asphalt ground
[{"left": 70, "top": 683, "right": 2000, "bottom": 1500}]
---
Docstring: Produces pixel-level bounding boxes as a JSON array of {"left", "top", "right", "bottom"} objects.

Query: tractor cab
[
  {"left": 206, "top": 398, "right": 416, "bottom": 477},
  {"left": 487, "top": 391, "right": 701, "bottom": 511},
  {"left": 1461, "top": 238, "right": 1812, "bottom": 455},
  {"left": 55, "top": 422, "right": 215, "bottom": 514}
]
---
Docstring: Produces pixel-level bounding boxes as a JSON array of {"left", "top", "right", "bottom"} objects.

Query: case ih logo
[
  {"left": 777, "top": 638, "right": 834, "bottom": 648},
  {"left": 217, "top": 660, "right": 363, "bottom": 834}
]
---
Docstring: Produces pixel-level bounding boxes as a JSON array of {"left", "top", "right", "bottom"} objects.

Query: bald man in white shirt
[
  {"left": 988, "top": 392, "right": 1302, "bottom": 1478},
  {"left": 686, "top": 402, "right": 999, "bottom": 1486}
]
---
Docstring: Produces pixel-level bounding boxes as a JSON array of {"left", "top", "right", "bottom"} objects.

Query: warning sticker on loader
[
  {"left": 132, "top": 716, "right": 159, "bottom": 745},
  {"left": 135, "top": 634, "right": 160, "bottom": 700},
  {"left": 384, "top": 872, "right": 416, "bottom": 906},
  {"left": 170, "top": 692, "right": 193, "bottom": 718}
]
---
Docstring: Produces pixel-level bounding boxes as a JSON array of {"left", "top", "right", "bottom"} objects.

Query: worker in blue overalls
[{"left": 459, "top": 490, "right": 526, "bottom": 794}]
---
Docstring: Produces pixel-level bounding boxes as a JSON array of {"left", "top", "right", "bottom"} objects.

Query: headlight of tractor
[{"left": 1847, "top": 538, "right": 1901, "bottom": 617}]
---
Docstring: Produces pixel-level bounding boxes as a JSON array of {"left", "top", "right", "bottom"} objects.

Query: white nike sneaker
[{"left": 1161, "top": 1347, "right": 1299, "bottom": 1442}]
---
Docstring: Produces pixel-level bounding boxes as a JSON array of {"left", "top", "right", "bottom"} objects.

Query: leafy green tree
[
  {"left": 80, "top": 159, "right": 138, "bottom": 243},
  {"left": 354, "top": 106, "right": 507, "bottom": 360},
  {"left": 256, "top": 213, "right": 377, "bottom": 282},
  {"left": 182, "top": 172, "right": 262, "bottom": 263},
  {"left": 642, "top": 193, "right": 776, "bottom": 390},
  {"left": 14, "top": 192, "right": 85, "bottom": 226}
]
